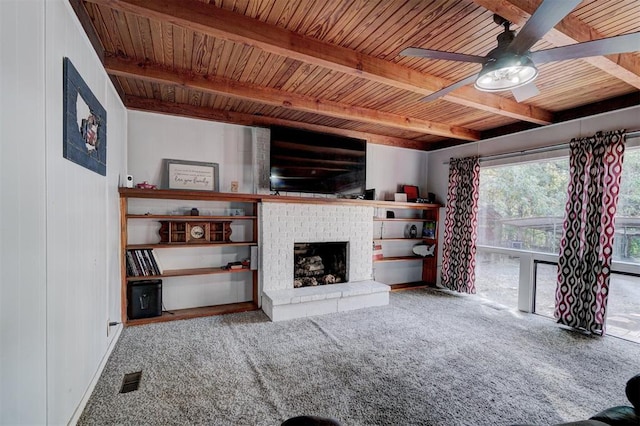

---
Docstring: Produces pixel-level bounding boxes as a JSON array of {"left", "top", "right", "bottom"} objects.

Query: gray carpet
[{"left": 79, "top": 288, "right": 639, "bottom": 426}]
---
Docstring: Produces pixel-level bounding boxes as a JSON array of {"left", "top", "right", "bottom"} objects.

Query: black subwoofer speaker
[{"left": 127, "top": 280, "right": 162, "bottom": 320}]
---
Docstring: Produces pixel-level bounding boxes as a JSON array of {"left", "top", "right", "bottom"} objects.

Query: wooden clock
[{"left": 159, "top": 220, "right": 232, "bottom": 244}]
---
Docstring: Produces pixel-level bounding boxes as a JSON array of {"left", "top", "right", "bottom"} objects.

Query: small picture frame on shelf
[
  {"left": 163, "top": 159, "right": 219, "bottom": 191},
  {"left": 402, "top": 185, "right": 419, "bottom": 202},
  {"left": 394, "top": 193, "right": 407, "bottom": 202},
  {"left": 423, "top": 221, "right": 436, "bottom": 238}
]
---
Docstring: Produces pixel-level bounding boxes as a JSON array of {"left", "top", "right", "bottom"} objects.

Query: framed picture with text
[{"left": 163, "top": 159, "right": 219, "bottom": 191}]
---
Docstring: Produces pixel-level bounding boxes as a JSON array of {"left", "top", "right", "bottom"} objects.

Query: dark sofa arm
[{"left": 589, "top": 405, "right": 640, "bottom": 425}]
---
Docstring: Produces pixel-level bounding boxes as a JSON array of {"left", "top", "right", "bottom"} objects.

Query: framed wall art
[
  {"left": 163, "top": 159, "right": 220, "bottom": 191},
  {"left": 62, "top": 57, "right": 107, "bottom": 176}
]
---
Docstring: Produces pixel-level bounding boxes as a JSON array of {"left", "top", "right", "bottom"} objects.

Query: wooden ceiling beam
[
  {"left": 474, "top": 0, "right": 640, "bottom": 89},
  {"left": 105, "top": 56, "right": 480, "bottom": 141},
  {"left": 84, "top": 0, "right": 553, "bottom": 125},
  {"left": 69, "top": 0, "right": 126, "bottom": 100},
  {"left": 438, "top": 93, "right": 640, "bottom": 143},
  {"left": 124, "top": 95, "right": 434, "bottom": 151}
]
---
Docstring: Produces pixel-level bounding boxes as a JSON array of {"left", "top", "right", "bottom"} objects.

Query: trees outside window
[
  {"left": 478, "top": 149, "right": 640, "bottom": 262},
  {"left": 478, "top": 158, "right": 568, "bottom": 253}
]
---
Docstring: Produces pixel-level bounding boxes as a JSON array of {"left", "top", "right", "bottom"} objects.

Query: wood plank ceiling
[{"left": 72, "top": 0, "right": 640, "bottom": 151}]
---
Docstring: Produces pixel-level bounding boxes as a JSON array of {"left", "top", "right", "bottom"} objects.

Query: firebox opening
[{"left": 293, "top": 242, "right": 349, "bottom": 288}]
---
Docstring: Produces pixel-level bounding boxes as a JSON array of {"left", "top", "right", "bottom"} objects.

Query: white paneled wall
[
  {"left": 45, "top": 2, "right": 127, "bottom": 424},
  {"left": 106, "top": 79, "right": 128, "bottom": 324},
  {"left": 0, "top": 2, "right": 48, "bottom": 424},
  {"left": 1, "top": 1, "right": 127, "bottom": 425}
]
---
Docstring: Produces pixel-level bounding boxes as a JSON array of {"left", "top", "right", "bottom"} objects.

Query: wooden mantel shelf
[
  {"left": 119, "top": 187, "right": 261, "bottom": 202},
  {"left": 118, "top": 188, "right": 441, "bottom": 209}
]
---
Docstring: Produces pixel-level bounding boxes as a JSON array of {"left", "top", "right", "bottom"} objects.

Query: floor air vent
[{"left": 120, "top": 371, "right": 142, "bottom": 393}]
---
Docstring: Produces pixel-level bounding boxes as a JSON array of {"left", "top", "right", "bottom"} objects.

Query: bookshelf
[
  {"left": 119, "top": 188, "right": 259, "bottom": 326},
  {"left": 371, "top": 201, "right": 440, "bottom": 290}
]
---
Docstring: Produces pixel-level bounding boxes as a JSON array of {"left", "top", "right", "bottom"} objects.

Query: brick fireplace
[{"left": 260, "top": 201, "right": 390, "bottom": 321}]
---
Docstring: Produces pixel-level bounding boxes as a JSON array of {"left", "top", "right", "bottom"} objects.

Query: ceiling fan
[{"left": 400, "top": 0, "right": 640, "bottom": 102}]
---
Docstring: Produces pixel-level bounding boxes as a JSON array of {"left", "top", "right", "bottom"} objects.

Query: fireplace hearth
[
  {"left": 294, "top": 242, "right": 348, "bottom": 287},
  {"left": 261, "top": 202, "right": 388, "bottom": 321}
]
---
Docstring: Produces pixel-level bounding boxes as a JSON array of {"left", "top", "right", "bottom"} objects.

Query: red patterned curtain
[
  {"left": 555, "top": 130, "right": 626, "bottom": 336},
  {"left": 441, "top": 156, "right": 480, "bottom": 293}
]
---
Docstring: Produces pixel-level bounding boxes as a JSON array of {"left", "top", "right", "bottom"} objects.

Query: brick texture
[{"left": 261, "top": 202, "right": 374, "bottom": 291}]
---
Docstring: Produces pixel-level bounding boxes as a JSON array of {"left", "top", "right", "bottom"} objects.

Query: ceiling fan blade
[
  {"left": 421, "top": 74, "right": 479, "bottom": 102},
  {"left": 400, "top": 47, "right": 485, "bottom": 63},
  {"left": 511, "top": 82, "right": 540, "bottom": 103},
  {"left": 531, "top": 32, "right": 640, "bottom": 64},
  {"left": 508, "top": 0, "right": 582, "bottom": 55}
]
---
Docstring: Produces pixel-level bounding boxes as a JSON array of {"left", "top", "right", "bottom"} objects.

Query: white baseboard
[{"left": 67, "top": 324, "right": 123, "bottom": 425}]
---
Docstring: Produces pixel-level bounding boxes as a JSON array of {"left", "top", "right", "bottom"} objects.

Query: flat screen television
[{"left": 269, "top": 126, "right": 367, "bottom": 195}]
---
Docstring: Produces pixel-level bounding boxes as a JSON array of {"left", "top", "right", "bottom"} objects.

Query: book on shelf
[
  {"left": 126, "top": 249, "right": 162, "bottom": 277},
  {"left": 143, "top": 250, "right": 157, "bottom": 276},
  {"left": 125, "top": 251, "right": 139, "bottom": 277},
  {"left": 372, "top": 243, "right": 383, "bottom": 261},
  {"left": 132, "top": 250, "right": 145, "bottom": 275},
  {"left": 135, "top": 250, "right": 151, "bottom": 276},
  {"left": 150, "top": 249, "right": 163, "bottom": 274}
]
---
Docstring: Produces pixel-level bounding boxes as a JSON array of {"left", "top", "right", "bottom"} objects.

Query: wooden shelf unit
[
  {"left": 126, "top": 242, "right": 257, "bottom": 249},
  {"left": 119, "top": 188, "right": 260, "bottom": 325},
  {"left": 371, "top": 202, "right": 440, "bottom": 290},
  {"left": 125, "top": 301, "right": 257, "bottom": 326},
  {"left": 373, "top": 255, "right": 424, "bottom": 263},
  {"left": 126, "top": 266, "right": 252, "bottom": 282},
  {"left": 373, "top": 238, "right": 434, "bottom": 243},
  {"left": 373, "top": 218, "right": 430, "bottom": 222},
  {"left": 127, "top": 214, "right": 257, "bottom": 220}
]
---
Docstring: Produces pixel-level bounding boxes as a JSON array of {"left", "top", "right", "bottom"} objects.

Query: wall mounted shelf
[{"left": 119, "top": 188, "right": 259, "bottom": 326}]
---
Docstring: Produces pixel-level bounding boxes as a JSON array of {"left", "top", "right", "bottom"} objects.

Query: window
[
  {"left": 475, "top": 147, "right": 640, "bottom": 342},
  {"left": 475, "top": 253, "right": 519, "bottom": 308},
  {"left": 476, "top": 156, "right": 569, "bottom": 307},
  {"left": 613, "top": 149, "right": 640, "bottom": 265},
  {"left": 477, "top": 157, "right": 568, "bottom": 253},
  {"left": 535, "top": 261, "right": 640, "bottom": 343}
]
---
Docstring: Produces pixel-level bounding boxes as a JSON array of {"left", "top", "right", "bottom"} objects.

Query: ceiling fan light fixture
[{"left": 475, "top": 54, "right": 538, "bottom": 92}]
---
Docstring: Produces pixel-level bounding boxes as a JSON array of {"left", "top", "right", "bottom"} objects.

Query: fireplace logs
[
  {"left": 293, "top": 242, "right": 348, "bottom": 288},
  {"left": 296, "top": 255, "right": 324, "bottom": 274}
]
